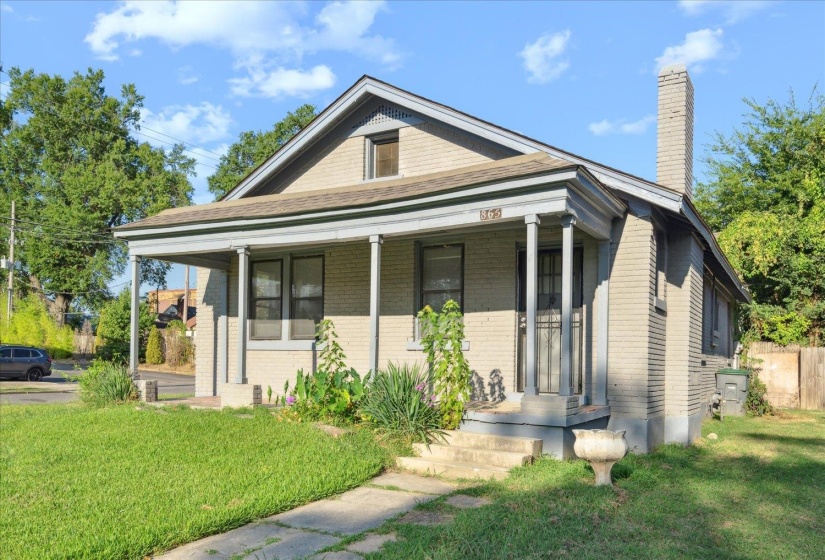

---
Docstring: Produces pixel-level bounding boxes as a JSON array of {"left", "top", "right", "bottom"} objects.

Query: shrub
[
  {"left": 96, "top": 288, "right": 153, "bottom": 363},
  {"left": 360, "top": 362, "right": 445, "bottom": 444},
  {"left": 78, "top": 360, "right": 137, "bottom": 406},
  {"left": 417, "top": 300, "right": 471, "bottom": 429},
  {"left": 163, "top": 320, "right": 193, "bottom": 367},
  {"left": 145, "top": 326, "right": 163, "bottom": 365},
  {"left": 0, "top": 294, "right": 74, "bottom": 358},
  {"left": 745, "top": 371, "right": 774, "bottom": 417}
]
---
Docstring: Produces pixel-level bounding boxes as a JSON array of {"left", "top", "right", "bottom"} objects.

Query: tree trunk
[{"left": 29, "top": 275, "right": 74, "bottom": 326}]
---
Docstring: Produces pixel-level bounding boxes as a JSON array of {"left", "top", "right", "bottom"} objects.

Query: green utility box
[{"left": 716, "top": 368, "right": 750, "bottom": 416}]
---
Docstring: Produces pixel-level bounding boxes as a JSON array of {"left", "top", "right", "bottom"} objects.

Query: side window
[
  {"left": 250, "top": 260, "right": 283, "bottom": 340},
  {"left": 12, "top": 349, "right": 32, "bottom": 358},
  {"left": 0, "top": 348, "right": 11, "bottom": 358},
  {"left": 290, "top": 255, "right": 324, "bottom": 340},
  {"left": 420, "top": 244, "right": 464, "bottom": 313},
  {"left": 655, "top": 231, "right": 667, "bottom": 300}
]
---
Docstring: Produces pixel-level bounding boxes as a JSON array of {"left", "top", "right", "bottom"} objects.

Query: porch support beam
[
  {"left": 524, "top": 214, "right": 540, "bottom": 397},
  {"left": 560, "top": 215, "right": 576, "bottom": 397},
  {"left": 594, "top": 240, "right": 610, "bottom": 406},
  {"left": 236, "top": 246, "right": 249, "bottom": 384},
  {"left": 369, "top": 235, "right": 383, "bottom": 375},
  {"left": 129, "top": 254, "right": 141, "bottom": 377}
]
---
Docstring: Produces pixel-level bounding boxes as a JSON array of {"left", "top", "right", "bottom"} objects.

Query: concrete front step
[
  {"left": 396, "top": 456, "right": 510, "bottom": 480},
  {"left": 412, "top": 443, "right": 532, "bottom": 469},
  {"left": 442, "top": 430, "right": 543, "bottom": 458}
]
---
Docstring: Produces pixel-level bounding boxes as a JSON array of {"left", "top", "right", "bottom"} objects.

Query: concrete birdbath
[{"left": 572, "top": 429, "right": 628, "bottom": 486}]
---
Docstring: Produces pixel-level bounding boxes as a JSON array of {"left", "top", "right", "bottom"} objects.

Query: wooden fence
[
  {"left": 800, "top": 347, "right": 825, "bottom": 410},
  {"left": 749, "top": 342, "right": 825, "bottom": 410}
]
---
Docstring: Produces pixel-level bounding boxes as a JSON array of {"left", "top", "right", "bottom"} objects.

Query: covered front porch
[{"left": 115, "top": 155, "right": 624, "bottom": 456}]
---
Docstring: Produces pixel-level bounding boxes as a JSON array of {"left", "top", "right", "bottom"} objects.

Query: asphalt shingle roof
[{"left": 116, "top": 153, "right": 574, "bottom": 232}]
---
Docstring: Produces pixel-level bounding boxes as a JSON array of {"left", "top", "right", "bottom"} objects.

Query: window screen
[
  {"left": 421, "top": 245, "right": 463, "bottom": 312},
  {"left": 290, "top": 255, "right": 324, "bottom": 339},
  {"left": 251, "top": 260, "right": 282, "bottom": 339}
]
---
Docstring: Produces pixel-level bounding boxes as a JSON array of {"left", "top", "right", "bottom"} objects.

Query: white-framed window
[
  {"left": 703, "top": 272, "right": 733, "bottom": 356},
  {"left": 249, "top": 254, "right": 324, "bottom": 342},
  {"left": 366, "top": 132, "right": 399, "bottom": 179},
  {"left": 655, "top": 231, "right": 667, "bottom": 300}
]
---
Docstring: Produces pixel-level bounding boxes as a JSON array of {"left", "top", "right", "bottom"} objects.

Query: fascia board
[
  {"left": 115, "top": 170, "right": 580, "bottom": 240},
  {"left": 681, "top": 201, "right": 751, "bottom": 303},
  {"left": 126, "top": 189, "right": 571, "bottom": 257}
]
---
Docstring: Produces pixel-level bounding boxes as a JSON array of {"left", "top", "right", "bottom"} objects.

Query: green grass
[
  {"left": 372, "top": 410, "right": 824, "bottom": 560},
  {"left": 0, "top": 404, "right": 391, "bottom": 559},
  {"left": 0, "top": 386, "right": 69, "bottom": 394},
  {"left": 157, "top": 392, "right": 196, "bottom": 401}
]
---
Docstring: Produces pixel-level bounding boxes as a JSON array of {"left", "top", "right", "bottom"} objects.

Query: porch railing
[{"left": 519, "top": 314, "right": 583, "bottom": 395}]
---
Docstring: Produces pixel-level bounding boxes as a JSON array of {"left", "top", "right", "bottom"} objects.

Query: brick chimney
[{"left": 657, "top": 63, "right": 694, "bottom": 199}]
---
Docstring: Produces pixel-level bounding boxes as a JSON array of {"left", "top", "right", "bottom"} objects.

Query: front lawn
[
  {"left": 0, "top": 404, "right": 390, "bottom": 559},
  {"left": 375, "top": 410, "right": 824, "bottom": 560}
]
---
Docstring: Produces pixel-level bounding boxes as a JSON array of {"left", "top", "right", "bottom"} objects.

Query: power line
[
  {"left": 0, "top": 216, "right": 114, "bottom": 238},
  {"left": 0, "top": 68, "right": 220, "bottom": 168}
]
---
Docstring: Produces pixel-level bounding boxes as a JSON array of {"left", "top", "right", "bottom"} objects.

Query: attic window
[{"left": 367, "top": 132, "right": 399, "bottom": 179}]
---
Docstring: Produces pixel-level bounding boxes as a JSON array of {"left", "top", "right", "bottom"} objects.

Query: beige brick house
[{"left": 115, "top": 65, "right": 748, "bottom": 457}]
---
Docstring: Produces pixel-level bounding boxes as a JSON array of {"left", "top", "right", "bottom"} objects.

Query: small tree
[
  {"left": 96, "top": 288, "right": 153, "bottom": 363},
  {"left": 418, "top": 300, "right": 471, "bottom": 430},
  {"left": 145, "top": 326, "right": 163, "bottom": 365}
]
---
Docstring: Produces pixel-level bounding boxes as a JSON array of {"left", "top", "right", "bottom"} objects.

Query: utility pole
[
  {"left": 6, "top": 201, "right": 15, "bottom": 327},
  {"left": 183, "top": 265, "right": 190, "bottom": 330}
]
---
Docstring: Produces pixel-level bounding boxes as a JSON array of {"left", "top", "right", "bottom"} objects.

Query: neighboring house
[
  {"left": 114, "top": 65, "right": 748, "bottom": 457},
  {"left": 148, "top": 288, "right": 198, "bottom": 328}
]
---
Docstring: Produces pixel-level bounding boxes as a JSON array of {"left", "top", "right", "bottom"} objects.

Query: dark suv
[{"left": 0, "top": 345, "right": 53, "bottom": 381}]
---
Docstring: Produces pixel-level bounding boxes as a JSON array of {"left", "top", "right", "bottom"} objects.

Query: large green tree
[
  {"left": 696, "top": 90, "right": 825, "bottom": 344},
  {"left": 0, "top": 68, "right": 195, "bottom": 324},
  {"left": 207, "top": 104, "right": 317, "bottom": 199}
]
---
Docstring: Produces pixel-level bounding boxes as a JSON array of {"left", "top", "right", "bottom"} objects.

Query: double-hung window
[
  {"left": 249, "top": 255, "right": 324, "bottom": 342},
  {"left": 366, "top": 133, "right": 399, "bottom": 179},
  {"left": 420, "top": 244, "right": 464, "bottom": 312},
  {"left": 251, "top": 260, "right": 283, "bottom": 340}
]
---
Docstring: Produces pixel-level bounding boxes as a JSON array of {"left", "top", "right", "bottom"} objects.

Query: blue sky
[{"left": 1, "top": 0, "right": 823, "bottom": 293}]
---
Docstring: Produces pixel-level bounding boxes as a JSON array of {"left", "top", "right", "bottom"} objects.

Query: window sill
[
  {"left": 652, "top": 296, "right": 667, "bottom": 313},
  {"left": 362, "top": 174, "right": 403, "bottom": 184},
  {"left": 406, "top": 340, "right": 470, "bottom": 352},
  {"left": 247, "top": 340, "right": 325, "bottom": 351}
]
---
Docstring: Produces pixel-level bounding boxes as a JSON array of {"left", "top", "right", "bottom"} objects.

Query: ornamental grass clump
[
  {"left": 78, "top": 360, "right": 137, "bottom": 406},
  {"left": 359, "top": 362, "right": 445, "bottom": 444}
]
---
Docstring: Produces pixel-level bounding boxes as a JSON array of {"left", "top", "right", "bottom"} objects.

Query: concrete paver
[
  {"left": 445, "top": 494, "right": 492, "bottom": 509},
  {"left": 155, "top": 473, "right": 461, "bottom": 559},
  {"left": 347, "top": 532, "right": 398, "bottom": 554},
  {"left": 370, "top": 472, "right": 458, "bottom": 495}
]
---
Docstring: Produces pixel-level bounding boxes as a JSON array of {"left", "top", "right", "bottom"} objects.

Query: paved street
[{"left": 0, "top": 365, "right": 195, "bottom": 406}]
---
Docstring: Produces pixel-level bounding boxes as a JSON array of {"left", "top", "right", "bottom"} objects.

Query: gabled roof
[{"left": 117, "top": 153, "right": 574, "bottom": 231}]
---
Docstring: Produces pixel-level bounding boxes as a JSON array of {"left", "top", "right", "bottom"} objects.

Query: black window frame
[
  {"left": 417, "top": 243, "right": 465, "bottom": 314},
  {"left": 289, "top": 254, "right": 325, "bottom": 340},
  {"left": 250, "top": 259, "right": 284, "bottom": 341}
]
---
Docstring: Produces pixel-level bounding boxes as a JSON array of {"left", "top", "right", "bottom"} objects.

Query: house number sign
[{"left": 480, "top": 208, "right": 502, "bottom": 221}]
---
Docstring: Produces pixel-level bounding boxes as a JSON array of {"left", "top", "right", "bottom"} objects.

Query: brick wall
[
  {"left": 276, "top": 121, "right": 509, "bottom": 195},
  {"left": 193, "top": 226, "right": 602, "bottom": 402},
  {"left": 607, "top": 211, "right": 655, "bottom": 418},
  {"left": 657, "top": 64, "right": 694, "bottom": 198}
]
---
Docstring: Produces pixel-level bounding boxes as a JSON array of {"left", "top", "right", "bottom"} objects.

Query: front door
[{"left": 517, "top": 249, "right": 583, "bottom": 394}]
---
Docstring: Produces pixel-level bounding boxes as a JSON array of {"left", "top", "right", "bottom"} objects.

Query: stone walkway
[{"left": 154, "top": 473, "right": 459, "bottom": 560}]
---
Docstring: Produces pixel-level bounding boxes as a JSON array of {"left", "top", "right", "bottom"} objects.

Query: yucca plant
[
  {"left": 78, "top": 360, "right": 137, "bottom": 406},
  {"left": 359, "top": 362, "right": 445, "bottom": 444}
]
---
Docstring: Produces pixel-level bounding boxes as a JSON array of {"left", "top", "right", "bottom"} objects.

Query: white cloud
[
  {"left": 655, "top": 28, "right": 725, "bottom": 72},
  {"left": 228, "top": 65, "right": 336, "bottom": 99},
  {"left": 140, "top": 102, "right": 234, "bottom": 146},
  {"left": 589, "top": 115, "right": 656, "bottom": 136},
  {"left": 177, "top": 66, "right": 199, "bottom": 85},
  {"left": 677, "top": 1, "right": 772, "bottom": 24},
  {"left": 519, "top": 30, "right": 572, "bottom": 84},
  {"left": 84, "top": 1, "right": 399, "bottom": 97},
  {"left": 127, "top": 48, "right": 142, "bottom": 57},
  {"left": 1, "top": 4, "right": 13, "bottom": 13}
]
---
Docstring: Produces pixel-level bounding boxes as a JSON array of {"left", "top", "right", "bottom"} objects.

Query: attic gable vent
[{"left": 353, "top": 105, "right": 414, "bottom": 129}]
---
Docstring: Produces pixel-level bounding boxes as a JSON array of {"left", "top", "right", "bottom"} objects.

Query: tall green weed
[
  {"left": 78, "top": 360, "right": 137, "bottom": 406},
  {"left": 0, "top": 294, "right": 74, "bottom": 358}
]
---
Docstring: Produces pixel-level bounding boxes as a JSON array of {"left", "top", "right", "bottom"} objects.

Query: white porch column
[
  {"left": 594, "top": 240, "right": 610, "bottom": 406},
  {"left": 129, "top": 254, "right": 141, "bottom": 377},
  {"left": 524, "top": 214, "right": 540, "bottom": 397},
  {"left": 236, "top": 247, "right": 249, "bottom": 384},
  {"left": 369, "top": 235, "right": 383, "bottom": 375},
  {"left": 560, "top": 215, "right": 576, "bottom": 397}
]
